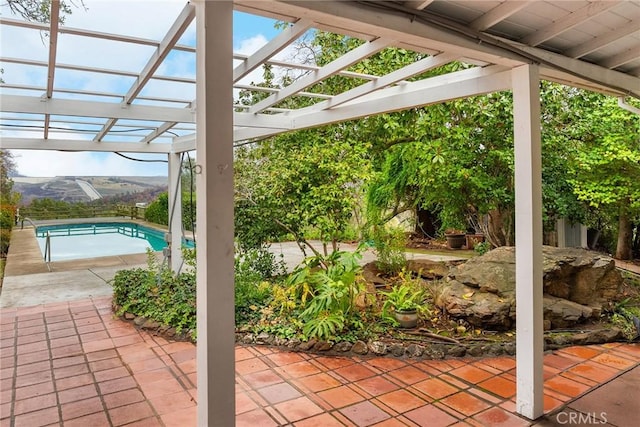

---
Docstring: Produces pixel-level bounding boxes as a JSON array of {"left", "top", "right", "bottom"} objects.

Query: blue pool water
[{"left": 35, "top": 222, "right": 191, "bottom": 262}]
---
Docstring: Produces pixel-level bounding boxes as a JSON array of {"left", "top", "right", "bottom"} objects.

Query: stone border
[{"left": 117, "top": 309, "right": 628, "bottom": 360}]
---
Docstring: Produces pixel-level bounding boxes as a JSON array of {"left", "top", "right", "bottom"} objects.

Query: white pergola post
[
  {"left": 513, "top": 64, "right": 544, "bottom": 420},
  {"left": 194, "top": 1, "right": 235, "bottom": 426},
  {"left": 168, "top": 152, "right": 183, "bottom": 271}
]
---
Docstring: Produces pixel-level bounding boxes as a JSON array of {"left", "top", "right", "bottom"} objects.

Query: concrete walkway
[{"left": 1, "top": 228, "right": 638, "bottom": 426}]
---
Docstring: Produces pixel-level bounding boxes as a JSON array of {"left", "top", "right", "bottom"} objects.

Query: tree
[
  {"left": 235, "top": 126, "right": 371, "bottom": 257},
  {"left": 5, "top": 0, "right": 79, "bottom": 23},
  {"left": 568, "top": 95, "right": 640, "bottom": 259}
]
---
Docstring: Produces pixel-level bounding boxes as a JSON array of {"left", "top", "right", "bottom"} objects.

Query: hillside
[{"left": 13, "top": 176, "right": 168, "bottom": 204}]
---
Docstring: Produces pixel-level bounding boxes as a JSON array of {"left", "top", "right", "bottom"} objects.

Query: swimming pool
[{"left": 35, "top": 222, "right": 191, "bottom": 262}]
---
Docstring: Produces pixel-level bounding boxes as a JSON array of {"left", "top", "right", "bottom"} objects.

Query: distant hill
[{"left": 13, "top": 176, "right": 168, "bottom": 204}]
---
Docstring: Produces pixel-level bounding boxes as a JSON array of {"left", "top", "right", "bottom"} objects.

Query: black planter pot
[{"left": 445, "top": 233, "right": 466, "bottom": 249}]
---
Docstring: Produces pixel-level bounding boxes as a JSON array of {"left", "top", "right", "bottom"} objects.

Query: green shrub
[
  {"left": 371, "top": 226, "right": 406, "bottom": 275},
  {"left": 0, "top": 229, "right": 11, "bottom": 257},
  {"left": 270, "top": 248, "right": 369, "bottom": 341},
  {"left": 144, "top": 193, "right": 169, "bottom": 225},
  {"left": 112, "top": 250, "right": 196, "bottom": 335},
  {"left": 474, "top": 241, "right": 491, "bottom": 255},
  {"left": 0, "top": 206, "right": 13, "bottom": 257}
]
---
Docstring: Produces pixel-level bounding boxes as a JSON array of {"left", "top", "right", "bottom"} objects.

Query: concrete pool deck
[{"left": 0, "top": 228, "right": 152, "bottom": 308}]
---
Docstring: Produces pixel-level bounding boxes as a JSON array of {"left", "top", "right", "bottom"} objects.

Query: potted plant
[{"left": 381, "top": 271, "right": 427, "bottom": 328}]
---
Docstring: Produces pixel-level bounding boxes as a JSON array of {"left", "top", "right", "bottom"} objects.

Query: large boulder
[{"left": 439, "top": 246, "right": 624, "bottom": 330}]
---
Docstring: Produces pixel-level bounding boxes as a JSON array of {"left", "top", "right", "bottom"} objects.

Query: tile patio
[{"left": 1, "top": 296, "right": 638, "bottom": 426}]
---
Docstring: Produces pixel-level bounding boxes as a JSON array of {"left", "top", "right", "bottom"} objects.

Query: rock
[
  {"left": 351, "top": 340, "right": 368, "bottom": 355},
  {"left": 543, "top": 295, "right": 593, "bottom": 329},
  {"left": 165, "top": 327, "right": 177, "bottom": 338},
  {"left": 362, "top": 262, "right": 388, "bottom": 287},
  {"left": 448, "top": 346, "right": 467, "bottom": 358},
  {"left": 256, "top": 332, "right": 271, "bottom": 344},
  {"left": 440, "top": 246, "right": 623, "bottom": 330},
  {"left": 484, "top": 343, "right": 504, "bottom": 356},
  {"left": 406, "top": 259, "right": 450, "bottom": 280},
  {"left": 141, "top": 320, "right": 160, "bottom": 330},
  {"left": 570, "top": 328, "right": 623, "bottom": 345},
  {"left": 124, "top": 312, "right": 135, "bottom": 320},
  {"left": 297, "top": 339, "right": 317, "bottom": 351},
  {"left": 390, "top": 344, "right": 405, "bottom": 357},
  {"left": 503, "top": 342, "right": 516, "bottom": 355},
  {"left": 133, "top": 316, "right": 147, "bottom": 326},
  {"left": 274, "top": 336, "right": 288, "bottom": 346},
  {"left": 242, "top": 334, "right": 254, "bottom": 344},
  {"left": 334, "top": 342, "right": 353, "bottom": 352},
  {"left": 426, "top": 345, "right": 446, "bottom": 359},
  {"left": 467, "top": 345, "right": 484, "bottom": 357},
  {"left": 406, "top": 344, "right": 424, "bottom": 358},
  {"left": 369, "top": 341, "right": 388, "bottom": 356},
  {"left": 287, "top": 338, "right": 301, "bottom": 350},
  {"left": 313, "top": 341, "right": 333, "bottom": 351}
]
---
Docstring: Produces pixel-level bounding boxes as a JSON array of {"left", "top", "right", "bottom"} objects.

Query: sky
[{"left": 0, "top": 0, "right": 282, "bottom": 177}]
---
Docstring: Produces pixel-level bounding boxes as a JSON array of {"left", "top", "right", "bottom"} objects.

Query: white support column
[
  {"left": 513, "top": 63, "right": 544, "bottom": 420},
  {"left": 168, "top": 152, "right": 183, "bottom": 272},
  {"left": 194, "top": 1, "right": 235, "bottom": 426}
]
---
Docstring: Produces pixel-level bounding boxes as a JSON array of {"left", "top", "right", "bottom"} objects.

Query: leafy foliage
[
  {"left": 0, "top": 150, "right": 19, "bottom": 257},
  {"left": 369, "top": 225, "right": 406, "bottom": 275},
  {"left": 144, "top": 191, "right": 196, "bottom": 231},
  {"left": 235, "top": 127, "right": 371, "bottom": 257},
  {"left": 112, "top": 249, "right": 197, "bottom": 334},
  {"left": 380, "top": 269, "right": 430, "bottom": 324}
]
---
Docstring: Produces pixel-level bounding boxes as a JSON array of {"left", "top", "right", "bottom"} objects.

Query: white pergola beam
[
  {"left": 404, "top": 1, "right": 434, "bottom": 11},
  {"left": 565, "top": 20, "right": 640, "bottom": 59},
  {"left": 45, "top": 1, "right": 60, "bottom": 99},
  {"left": 233, "top": 18, "right": 312, "bottom": 83},
  {"left": 293, "top": 65, "right": 511, "bottom": 127},
  {"left": 513, "top": 63, "right": 544, "bottom": 420},
  {"left": 302, "top": 52, "right": 458, "bottom": 112},
  {"left": 1, "top": 94, "right": 195, "bottom": 123},
  {"left": 171, "top": 134, "right": 196, "bottom": 153},
  {"left": 499, "top": 39, "right": 640, "bottom": 98},
  {"left": 43, "top": 0, "right": 60, "bottom": 140},
  {"left": 1, "top": 56, "right": 196, "bottom": 84},
  {"left": 93, "top": 3, "right": 195, "bottom": 142},
  {"left": 0, "top": 137, "right": 172, "bottom": 153},
  {"left": 126, "top": 3, "right": 195, "bottom": 104},
  {"left": 0, "top": 17, "right": 196, "bottom": 53},
  {"left": 470, "top": 1, "right": 533, "bottom": 31},
  {"left": 248, "top": 37, "right": 392, "bottom": 113},
  {"left": 600, "top": 47, "right": 640, "bottom": 70},
  {"left": 194, "top": 1, "right": 235, "bottom": 426},
  {"left": 0, "top": 83, "right": 192, "bottom": 105},
  {"left": 234, "top": 65, "right": 511, "bottom": 141},
  {"left": 521, "top": 1, "right": 621, "bottom": 46},
  {"left": 234, "top": 54, "right": 379, "bottom": 81}
]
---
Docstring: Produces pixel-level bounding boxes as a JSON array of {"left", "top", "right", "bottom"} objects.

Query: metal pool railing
[
  {"left": 43, "top": 231, "right": 52, "bottom": 271},
  {"left": 20, "top": 217, "right": 38, "bottom": 230}
]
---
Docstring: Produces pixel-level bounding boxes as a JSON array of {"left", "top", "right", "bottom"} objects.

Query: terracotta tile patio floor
[{"left": 1, "top": 296, "right": 639, "bottom": 426}]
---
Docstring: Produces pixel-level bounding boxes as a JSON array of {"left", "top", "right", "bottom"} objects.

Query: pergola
[{"left": 1, "top": 1, "right": 639, "bottom": 425}]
